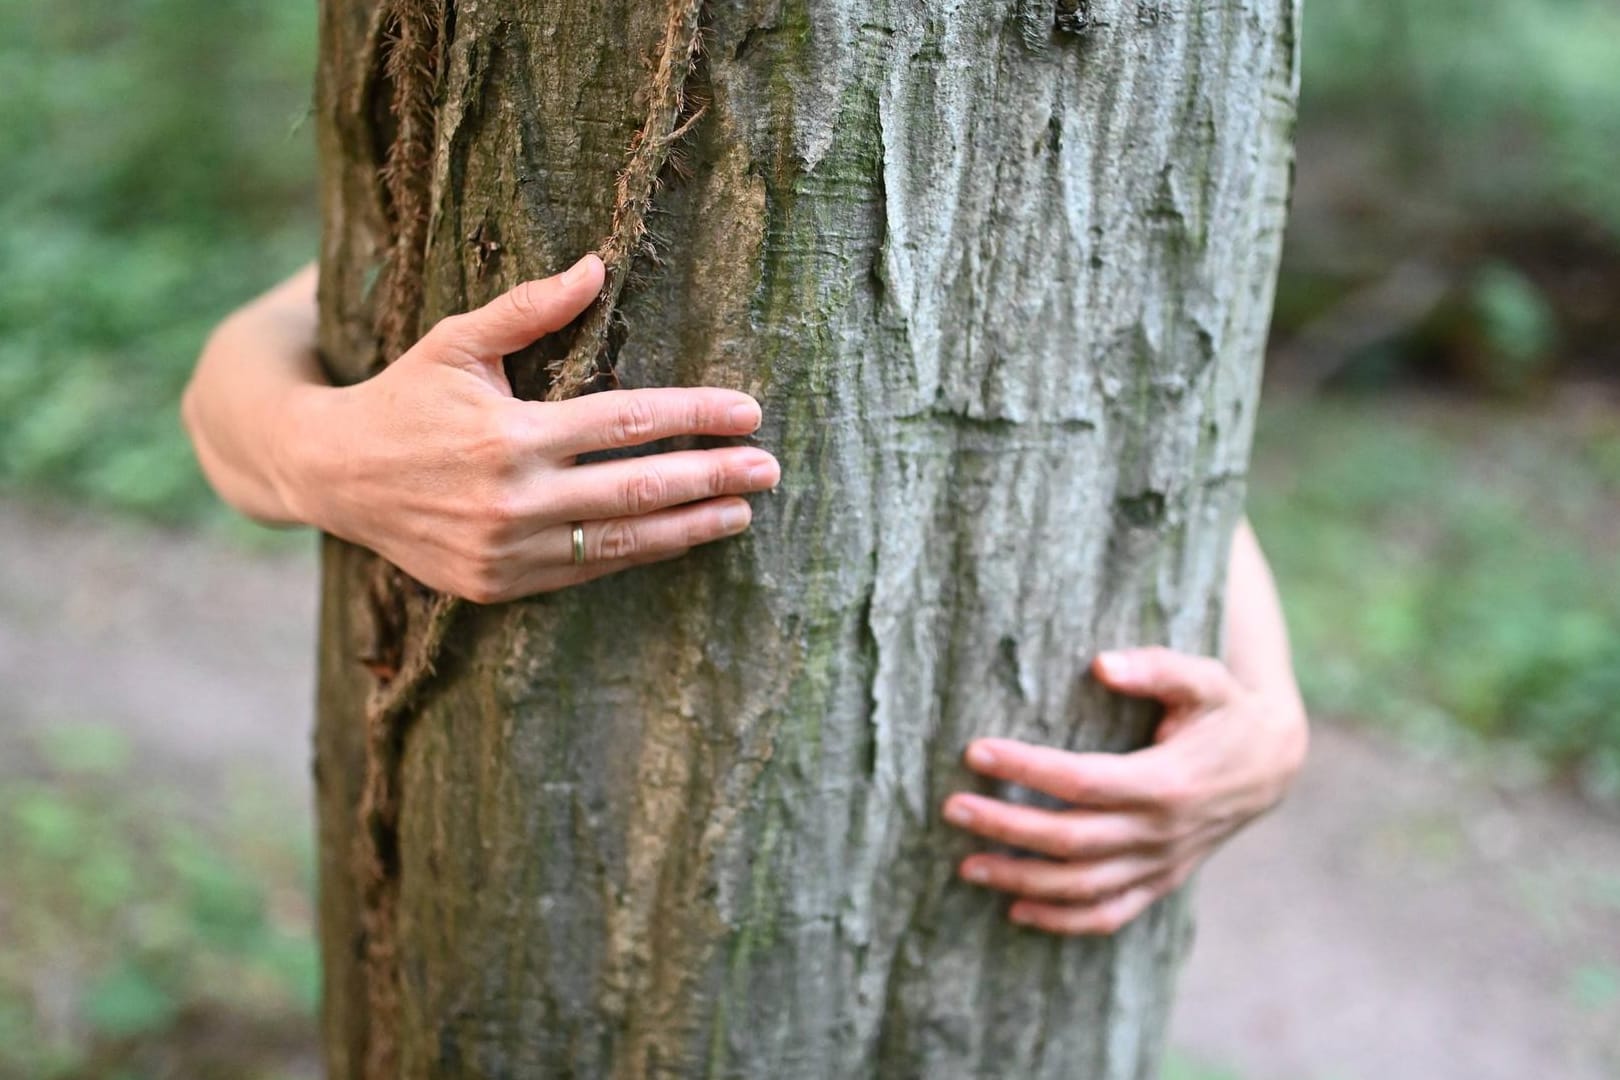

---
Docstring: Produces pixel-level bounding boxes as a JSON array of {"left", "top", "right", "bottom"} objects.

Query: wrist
[
  {"left": 268, "top": 382, "right": 343, "bottom": 531},
  {"left": 1257, "top": 683, "right": 1310, "bottom": 792}
]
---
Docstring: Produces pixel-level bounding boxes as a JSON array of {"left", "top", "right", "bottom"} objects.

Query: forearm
[
  {"left": 181, "top": 264, "right": 326, "bottom": 525},
  {"left": 1221, "top": 518, "right": 1302, "bottom": 707}
]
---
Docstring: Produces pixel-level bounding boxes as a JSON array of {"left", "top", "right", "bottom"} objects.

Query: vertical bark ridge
[
  {"left": 354, "top": 2, "right": 450, "bottom": 1076},
  {"left": 374, "top": 0, "right": 447, "bottom": 366}
]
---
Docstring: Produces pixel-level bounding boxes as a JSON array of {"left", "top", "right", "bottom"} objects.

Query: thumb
[
  {"left": 1091, "top": 646, "right": 1236, "bottom": 709},
  {"left": 427, "top": 253, "right": 605, "bottom": 364}
]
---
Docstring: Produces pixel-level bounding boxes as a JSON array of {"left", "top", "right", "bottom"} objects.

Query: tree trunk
[{"left": 311, "top": 0, "right": 1298, "bottom": 1076}]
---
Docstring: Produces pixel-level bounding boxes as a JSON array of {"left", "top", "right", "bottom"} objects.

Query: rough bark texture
[{"left": 312, "top": 0, "right": 1299, "bottom": 1076}]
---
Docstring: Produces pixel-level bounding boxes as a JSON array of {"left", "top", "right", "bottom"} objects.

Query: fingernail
[
  {"left": 729, "top": 401, "right": 762, "bottom": 430},
  {"left": 963, "top": 862, "right": 990, "bottom": 884},
  {"left": 1009, "top": 905, "right": 1034, "bottom": 925},
  {"left": 965, "top": 742, "right": 996, "bottom": 770},
  {"left": 944, "top": 800, "right": 975, "bottom": 827},
  {"left": 563, "top": 254, "right": 596, "bottom": 284},
  {"left": 747, "top": 460, "right": 780, "bottom": 488},
  {"left": 1097, "top": 651, "right": 1133, "bottom": 681},
  {"left": 720, "top": 502, "right": 751, "bottom": 533}
]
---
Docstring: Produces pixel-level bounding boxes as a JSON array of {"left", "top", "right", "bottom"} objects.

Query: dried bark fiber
[
  {"left": 313, "top": 0, "right": 1300, "bottom": 1076},
  {"left": 354, "top": 2, "right": 452, "bottom": 1076},
  {"left": 350, "top": 0, "right": 710, "bottom": 1075}
]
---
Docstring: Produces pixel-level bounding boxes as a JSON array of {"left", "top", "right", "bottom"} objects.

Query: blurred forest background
[{"left": 1, "top": 1, "right": 1618, "bottom": 1077}]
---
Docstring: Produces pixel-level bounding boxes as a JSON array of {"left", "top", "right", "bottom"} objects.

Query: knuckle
[
  {"left": 1149, "top": 761, "right": 1195, "bottom": 812},
  {"left": 692, "top": 393, "right": 722, "bottom": 432},
  {"left": 623, "top": 468, "right": 669, "bottom": 516},
  {"left": 596, "top": 519, "right": 640, "bottom": 561},
  {"left": 1059, "top": 870, "right": 1105, "bottom": 903},
  {"left": 1000, "top": 825, "right": 1037, "bottom": 853},
  {"left": 712, "top": 456, "right": 745, "bottom": 497},
  {"left": 1056, "top": 822, "right": 1093, "bottom": 860},
  {"left": 452, "top": 537, "right": 513, "bottom": 603},
  {"left": 1051, "top": 763, "right": 1088, "bottom": 804},
  {"left": 478, "top": 491, "right": 525, "bottom": 540},
  {"left": 506, "top": 280, "right": 546, "bottom": 322},
  {"left": 474, "top": 414, "right": 528, "bottom": 474},
  {"left": 427, "top": 314, "right": 485, "bottom": 364},
  {"left": 457, "top": 565, "right": 507, "bottom": 605},
  {"left": 611, "top": 396, "right": 662, "bottom": 445},
  {"left": 429, "top": 312, "right": 471, "bottom": 346},
  {"left": 1142, "top": 811, "right": 1180, "bottom": 846}
]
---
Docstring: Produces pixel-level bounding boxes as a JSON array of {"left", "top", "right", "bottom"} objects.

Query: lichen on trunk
[{"left": 312, "top": 0, "right": 1300, "bottom": 1076}]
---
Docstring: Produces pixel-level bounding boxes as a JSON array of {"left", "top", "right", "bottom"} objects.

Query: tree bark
[{"left": 312, "top": 0, "right": 1299, "bottom": 1076}]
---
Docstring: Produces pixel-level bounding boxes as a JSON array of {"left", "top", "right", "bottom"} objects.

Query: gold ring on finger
[{"left": 571, "top": 523, "right": 586, "bottom": 566}]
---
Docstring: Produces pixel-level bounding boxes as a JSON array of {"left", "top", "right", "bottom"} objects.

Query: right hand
[{"left": 278, "top": 254, "right": 779, "bottom": 603}]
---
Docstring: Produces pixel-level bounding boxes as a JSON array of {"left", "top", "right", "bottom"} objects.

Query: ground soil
[{"left": 3, "top": 501, "right": 1616, "bottom": 1080}]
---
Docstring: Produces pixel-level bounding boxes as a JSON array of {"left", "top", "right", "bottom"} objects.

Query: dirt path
[{"left": 3, "top": 501, "right": 1616, "bottom": 1079}]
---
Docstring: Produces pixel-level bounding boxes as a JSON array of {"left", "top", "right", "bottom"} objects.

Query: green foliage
[
  {"left": 1304, "top": 0, "right": 1620, "bottom": 236},
  {"left": 1250, "top": 398, "right": 1620, "bottom": 798},
  {"left": 0, "top": 0, "right": 319, "bottom": 521},
  {"left": 0, "top": 724, "right": 317, "bottom": 1079}
]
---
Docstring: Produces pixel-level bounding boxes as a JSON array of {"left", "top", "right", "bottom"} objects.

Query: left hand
[{"left": 942, "top": 646, "right": 1308, "bottom": 936}]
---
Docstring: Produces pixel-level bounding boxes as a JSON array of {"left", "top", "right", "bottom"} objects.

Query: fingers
[
  {"left": 1007, "top": 880, "right": 1170, "bottom": 937},
  {"left": 959, "top": 851, "right": 1162, "bottom": 903},
  {"left": 539, "top": 387, "right": 763, "bottom": 458},
  {"left": 502, "top": 542, "right": 690, "bottom": 597},
  {"left": 574, "top": 496, "right": 752, "bottom": 564},
  {"left": 461, "top": 496, "right": 750, "bottom": 603},
  {"left": 545, "top": 446, "right": 779, "bottom": 521},
  {"left": 431, "top": 254, "right": 606, "bottom": 360},
  {"left": 942, "top": 796, "right": 1154, "bottom": 859},
  {"left": 1093, "top": 646, "right": 1236, "bottom": 708},
  {"left": 960, "top": 738, "right": 1175, "bottom": 810}
]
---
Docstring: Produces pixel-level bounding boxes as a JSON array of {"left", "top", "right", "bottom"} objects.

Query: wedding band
[{"left": 571, "top": 523, "right": 587, "bottom": 565}]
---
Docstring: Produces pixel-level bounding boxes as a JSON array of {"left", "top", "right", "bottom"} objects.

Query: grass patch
[{"left": 0, "top": 723, "right": 318, "bottom": 1079}]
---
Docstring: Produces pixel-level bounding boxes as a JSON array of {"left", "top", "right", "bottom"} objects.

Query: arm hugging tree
[{"left": 310, "top": 0, "right": 1299, "bottom": 1075}]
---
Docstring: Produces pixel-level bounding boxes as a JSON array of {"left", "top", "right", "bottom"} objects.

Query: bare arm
[
  {"left": 181, "top": 255, "right": 781, "bottom": 601},
  {"left": 182, "top": 263, "right": 324, "bottom": 524},
  {"left": 1223, "top": 517, "right": 1305, "bottom": 710}
]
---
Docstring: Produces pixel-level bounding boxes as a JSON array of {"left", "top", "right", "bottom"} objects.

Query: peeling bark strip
[
  {"left": 350, "top": 0, "right": 714, "bottom": 1075},
  {"left": 355, "top": 582, "right": 457, "bottom": 1080},
  {"left": 315, "top": 0, "right": 1301, "bottom": 1075},
  {"left": 543, "top": 0, "right": 708, "bottom": 401},
  {"left": 374, "top": 0, "right": 445, "bottom": 364},
  {"left": 354, "top": 1, "right": 449, "bottom": 1076}
]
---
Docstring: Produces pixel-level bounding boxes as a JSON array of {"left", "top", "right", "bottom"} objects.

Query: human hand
[
  {"left": 943, "top": 646, "right": 1308, "bottom": 936},
  {"left": 277, "top": 254, "right": 780, "bottom": 602}
]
